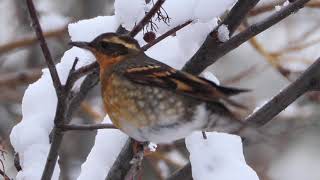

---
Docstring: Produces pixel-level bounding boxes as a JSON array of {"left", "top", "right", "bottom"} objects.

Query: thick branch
[
  {"left": 106, "top": 139, "right": 135, "bottom": 180},
  {"left": 182, "top": 0, "right": 260, "bottom": 75},
  {"left": 246, "top": 57, "right": 320, "bottom": 127},
  {"left": 182, "top": 0, "right": 310, "bottom": 75},
  {"left": 167, "top": 57, "right": 320, "bottom": 180}
]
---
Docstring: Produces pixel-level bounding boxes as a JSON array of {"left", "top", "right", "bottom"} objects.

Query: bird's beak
[{"left": 69, "top": 41, "right": 91, "bottom": 50}]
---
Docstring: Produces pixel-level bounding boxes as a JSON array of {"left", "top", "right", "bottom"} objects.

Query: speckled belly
[{"left": 101, "top": 74, "right": 207, "bottom": 142}]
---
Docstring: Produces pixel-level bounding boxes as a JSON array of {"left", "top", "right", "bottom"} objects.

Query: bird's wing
[{"left": 123, "top": 60, "right": 249, "bottom": 107}]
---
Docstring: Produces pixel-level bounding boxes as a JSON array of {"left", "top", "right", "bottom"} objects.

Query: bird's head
[{"left": 70, "top": 33, "right": 141, "bottom": 68}]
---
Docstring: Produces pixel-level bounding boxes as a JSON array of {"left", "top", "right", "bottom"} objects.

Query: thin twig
[
  {"left": 0, "top": 68, "right": 41, "bottom": 87},
  {"left": 129, "top": 0, "right": 166, "bottom": 37},
  {"left": 0, "top": 27, "right": 67, "bottom": 55},
  {"left": 249, "top": 0, "right": 320, "bottom": 16},
  {"left": 26, "top": 0, "right": 62, "bottom": 94},
  {"left": 142, "top": 20, "right": 192, "bottom": 50},
  {"left": 59, "top": 123, "right": 116, "bottom": 131}
]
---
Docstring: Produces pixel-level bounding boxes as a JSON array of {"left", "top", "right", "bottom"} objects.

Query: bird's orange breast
[{"left": 101, "top": 74, "right": 149, "bottom": 129}]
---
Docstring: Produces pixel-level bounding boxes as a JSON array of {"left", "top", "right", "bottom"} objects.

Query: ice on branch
[
  {"left": 186, "top": 132, "right": 259, "bottom": 180},
  {"left": 218, "top": 24, "right": 230, "bottom": 42}
]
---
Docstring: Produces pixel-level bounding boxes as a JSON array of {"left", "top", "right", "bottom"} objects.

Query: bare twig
[
  {"left": 59, "top": 123, "right": 116, "bottom": 131},
  {"left": 26, "top": 0, "right": 62, "bottom": 93},
  {"left": 142, "top": 20, "right": 192, "bottom": 50},
  {"left": 0, "top": 68, "right": 41, "bottom": 87},
  {"left": 0, "top": 27, "right": 67, "bottom": 55},
  {"left": 249, "top": 0, "right": 320, "bottom": 16},
  {"left": 129, "top": 0, "right": 166, "bottom": 37}
]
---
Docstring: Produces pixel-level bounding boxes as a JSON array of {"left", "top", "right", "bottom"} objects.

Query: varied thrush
[{"left": 70, "top": 33, "right": 249, "bottom": 143}]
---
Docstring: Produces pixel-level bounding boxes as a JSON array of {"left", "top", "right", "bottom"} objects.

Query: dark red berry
[{"left": 143, "top": 31, "right": 156, "bottom": 43}]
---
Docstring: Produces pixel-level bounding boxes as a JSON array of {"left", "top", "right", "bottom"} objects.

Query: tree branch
[
  {"left": 26, "top": 0, "right": 62, "bottom": 94},
  {"left": 60, "top": 123, "right": 116, "bottom": 131},
  {"left": 142, "top": 20, "right": 192, "bottom": 51},
  {"left": 182, "top": 0, "right": 260, "bottom": 75},
  {"left": 106, "top": 139, "right": 135, "bottom": 180},
  {"left": 167, "top": 57, "right": 320, "bottom": 180},
  {"left": 182, "top": 0, "right": 310, "bottom": 75},
  {"left": 0, "top": 27, "right": 67, "bottom": 55},
  {"left": 129, "top": 0, "right": 166, "bottom": 37},
  {"left": 0, "top": 68, "right": 41, "bottom": 87},
  {"left": 246, "top": 57, "right": 320, "bottom": 127}
]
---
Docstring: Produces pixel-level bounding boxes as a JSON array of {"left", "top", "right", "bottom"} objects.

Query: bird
[{"left": 70, "top": 32, "right": 251, "bottom": 144}]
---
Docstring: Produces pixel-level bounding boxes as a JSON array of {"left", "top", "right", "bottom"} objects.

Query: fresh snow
[
  {"left": 9, "top": 0, "right": 259, "bottom": 179},
  {"left": 186, "top": 132, "right": 259, "bottom": 180}
]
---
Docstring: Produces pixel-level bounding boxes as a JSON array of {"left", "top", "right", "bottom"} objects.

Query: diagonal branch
[
  {"left": 26, "top": 0, "right": 62, "bottom": 94},
  {"left": 129, "top": 0, "right": 166, "bottom": 37},
  {"left": 182, "top": 0, "right": 260, "bottom": 75},
  {"left": 246, "top": 57, "right": 320, "bottom": 127},
  {"left": 142, "top": 20, "right": 192, "bottom": 51},
  {"left": 182, "top": 0, "right": 310, "bottom": 75}
]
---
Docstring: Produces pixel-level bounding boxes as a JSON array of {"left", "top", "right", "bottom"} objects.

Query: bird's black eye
[
  {"left": 100, "top": 41, "right": 110, "bottom": 49},
  {"left": 99, "top": 41, "right": 128, "bottom": 56}
]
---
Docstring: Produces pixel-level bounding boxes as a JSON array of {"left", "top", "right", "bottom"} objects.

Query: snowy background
[{"left": 1, "top": 0, "right": 320, "bottom": 179}]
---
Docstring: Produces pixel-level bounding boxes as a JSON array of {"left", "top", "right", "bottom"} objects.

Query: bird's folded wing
[{"left": 123, "top": 63, "right": 248, "bottom": 106}]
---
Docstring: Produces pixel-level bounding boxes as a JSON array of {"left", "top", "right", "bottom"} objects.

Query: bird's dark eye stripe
[{"left": 99, "top": 41, "right": 128, "bottom": 55}]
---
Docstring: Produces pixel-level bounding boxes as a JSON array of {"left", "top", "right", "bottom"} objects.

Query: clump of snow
[
  {"left": 77, "top": 116, "right": 128, "bottom": 180},
  {"left": 275, "top": 0, "right": 290, "bottom": 11},
  {"left": 69, "top": 16, "right": 119, "bottom": 42},
  {"left": 217, "top": 24, "right": 230, "bottom": 42},
  {"left": 202, "top": 71, "right": 220, "bottom": 85},
  {"left": 283, "top": 0, "right": 290, "bottom": 7},
  {"left": 281, "top": 61, "right": 308, "bottom": 72},
  {"left": 193, "top": 0, "right": 236, "bottom": 22},
  {"left": 186, "top": 132, "right": 259, "bottom": 180},
  {"left": 147, "top": 142, "right": 158, "bottom": 152},
  {"left": 275, "top": 5, "right": 282, "bottom": 11},
  {"left": 114, "top": 0, "right": 146, "bottom": 30}
]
